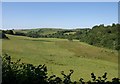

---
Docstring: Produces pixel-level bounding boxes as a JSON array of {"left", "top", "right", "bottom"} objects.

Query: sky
[
  {"left": 1, "top": 2, "right": 118, "bottom": 29},
  {"left": 1, "top": 0, "right": 120, "bottom": 2}
]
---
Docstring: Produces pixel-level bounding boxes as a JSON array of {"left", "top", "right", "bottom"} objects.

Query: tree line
[{"left": 1, "top": 23, "right": 120, "bottom": 50}]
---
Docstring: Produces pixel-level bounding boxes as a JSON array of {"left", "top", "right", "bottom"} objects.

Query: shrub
[
  {"left": 1, "top": 54, "right": 120, "bottom": 84},
  {"left": 4, "top": 30, "right": 14, "bottom": 35},
  {"left": 2, "top": 54, "right": 48, "bottom": 84},
  {"left": 0, "top": 32, "right": 9, "bottom": 39},
  {"left": 14, "top": 32, "right": 26, "bottom": 36}
]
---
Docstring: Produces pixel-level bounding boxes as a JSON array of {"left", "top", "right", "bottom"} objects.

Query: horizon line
[{"left": 1, "top": 23, "right": 117, "bottom": 30}]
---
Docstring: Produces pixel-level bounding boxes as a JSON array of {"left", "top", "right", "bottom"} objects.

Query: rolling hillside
[
  {"left": 14, "top": 28, "right": 64, "bottom": 35},
  {"left": 2, "top": 34, "right": 118, "bottom": 81}
]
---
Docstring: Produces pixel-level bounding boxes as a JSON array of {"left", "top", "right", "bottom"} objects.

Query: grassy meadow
[{"left": 2, "top": 34, "right": 118, "bottom": 81}]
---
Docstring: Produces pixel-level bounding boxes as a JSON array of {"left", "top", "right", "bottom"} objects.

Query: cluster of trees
[
  {"left": 2, "top": 23, "right": 120, "bottom": 50},
  {"left": 2, "top": 54, "right": 120, "bottom": 84},
  {"left": 0, "top": 31, "right": 9, "bottom": 39},
  {"left": 0, "top": 30, "right": 14, "bottom": 39},
  {"left": 74, "top": 24, "right": 120, "bottom": 50},
  {"left": 26, "top": 30, "right": 75, "bottom": 39},
  {"left": 2, "top": 30, "right": 14, "bottom": 35}
]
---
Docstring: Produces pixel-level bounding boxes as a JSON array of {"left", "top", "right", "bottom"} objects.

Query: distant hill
[{"left": 3, "top": 23, "right": 120, "bottom": 50}]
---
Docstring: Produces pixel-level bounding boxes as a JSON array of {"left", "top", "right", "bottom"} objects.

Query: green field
[{"left": 2, "top": 34, "right": 118, "bottom": 81}]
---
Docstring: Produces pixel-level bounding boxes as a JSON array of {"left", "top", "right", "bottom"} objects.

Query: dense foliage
[
  {"left": 1, "top": 54, "right": 120, "bottom": 84},
  {"left": 0, "top": 31, "right": 9, "bottom": 39},
  {"left": 2, "top": 30, "right": 14, "bottom": 35},
  {"left": 78, "top": 24, "right": 120, "bottom": 50}
]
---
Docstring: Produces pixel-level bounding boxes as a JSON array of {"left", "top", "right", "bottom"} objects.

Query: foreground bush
[
  {"left": 1, "top": 54, "right": 120, "bottom": 84},
  {"left": 2, "top": 54, "right": 48, "bottom": 84}
]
